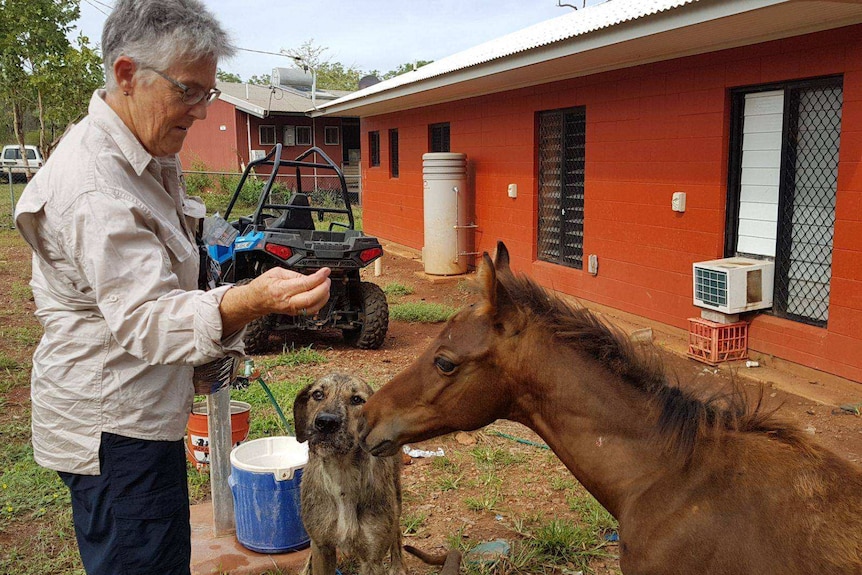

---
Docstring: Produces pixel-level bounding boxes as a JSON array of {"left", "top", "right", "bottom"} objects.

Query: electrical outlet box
[
  {"left": 588, "top": 254, "right": 598, "bottom": 275},
  {"left": 672, "top": 192, "right": 686, "bottom": 212},
  {"left": 507, "top": 183, "right": 517, "bottom": 198}
]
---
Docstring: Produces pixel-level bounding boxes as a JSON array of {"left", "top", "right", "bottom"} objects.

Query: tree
[
  {"left": 382, "top": 60, "right": 433, "bottom": 80},
  {"left": 247, "top": 73, "right": 271, "bottom": 86},
  {"left": 217, "top": 68, "right": 241, "bottom": 83},
  {"left": 282, "top": 39, "right": 362, "bottom": 91},
  {"left": 0, "top": 0, "right": 102, "bottom": 166}
]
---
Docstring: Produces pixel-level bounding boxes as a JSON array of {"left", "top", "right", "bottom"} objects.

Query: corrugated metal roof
[
  {"left": 217, "top": 81, "right": 351, "bottom": 118},
  {"left": 320, "top": 0, "right": 697, "bottom": 108}
]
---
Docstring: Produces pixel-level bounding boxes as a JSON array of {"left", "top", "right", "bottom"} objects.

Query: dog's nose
[{"left": 314, "top": 413, "right": 341, "bottom": 434}]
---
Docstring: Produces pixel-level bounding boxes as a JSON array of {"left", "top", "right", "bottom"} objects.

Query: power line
[
  {"left": 237, "top": 47, "right": 301, "bottom": 63},
  {"left": 82, "top": 0, "right": 109, "bottom": 16}
]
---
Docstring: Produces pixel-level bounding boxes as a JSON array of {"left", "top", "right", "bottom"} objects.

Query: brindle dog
[{"left": 294, "top": 373, "right": 405, "bottom": 575}]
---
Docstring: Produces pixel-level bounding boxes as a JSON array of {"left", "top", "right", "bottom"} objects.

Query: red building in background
[
  {"left": 181, "top": 72, "right": 360, "bottom": 175},
  {"left": 315, "top": 0, "right": 862, "bottom": 383}
]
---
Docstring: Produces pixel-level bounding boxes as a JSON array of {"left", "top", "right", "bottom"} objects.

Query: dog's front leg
[{"left": 306, "top": 541, "right": 338, "bottom": 575}]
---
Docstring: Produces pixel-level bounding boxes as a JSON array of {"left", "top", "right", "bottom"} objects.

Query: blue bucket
[{"left": 228, "top": 436, "right": 310, "bottom": 553}]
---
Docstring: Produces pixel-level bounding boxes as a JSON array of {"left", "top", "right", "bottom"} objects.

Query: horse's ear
[
  {"left": 478, "top": 250, "right": 522, "bottom": 333},
  {"left": 478, "top": 252, "right": 498, "bottom": 313},
  {"left": 494, "top": 241, "right": 511, "bottom": 272},
  {"left": 292, "top": 385, "right": 311, "bottom": 442}
]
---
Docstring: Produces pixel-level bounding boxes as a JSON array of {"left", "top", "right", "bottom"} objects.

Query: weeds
[
  {"left": 383, "top": 282, "right": 414, "bottom": 297},
  {"left": 261, "top": 344, "right": 328, "bottom": 369},
  {"left": 401, "top": 511, "right": 428, "bottom": 535},
  {"left": 389, "top": 302, "right": 456, "bottom": 323}
]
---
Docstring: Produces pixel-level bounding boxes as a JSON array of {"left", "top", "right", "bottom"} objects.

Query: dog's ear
[{"left": 293, "top": 384, "right": 312, "bottom": 443}]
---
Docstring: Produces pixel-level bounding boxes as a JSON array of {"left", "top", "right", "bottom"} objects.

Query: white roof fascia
[
  {"left": 219, "top": 92, "right": 267, "bottom": 119},
  {"left": 312, "top": 0, "right": 798, "bottom": 117}
]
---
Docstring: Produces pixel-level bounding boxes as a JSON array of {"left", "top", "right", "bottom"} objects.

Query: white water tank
[{"left": 422, "top": 153, "right": 473, "bottom": 275}]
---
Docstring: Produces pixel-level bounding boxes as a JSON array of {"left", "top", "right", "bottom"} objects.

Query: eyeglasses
[{"left": 151, "top": 69, "right": 221, "bottom": 106}]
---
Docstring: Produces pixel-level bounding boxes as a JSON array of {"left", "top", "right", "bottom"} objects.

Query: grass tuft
[{"left": 389, "top": 302, "right": 456, "bottom": 323}]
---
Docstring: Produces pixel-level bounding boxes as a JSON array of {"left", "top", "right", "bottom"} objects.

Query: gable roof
[
  {"left": 314, "top": 0, "right": 862, "bottom": 118},
  {"left": 217, "top": 81, "right": 352, "bottom": 118}
]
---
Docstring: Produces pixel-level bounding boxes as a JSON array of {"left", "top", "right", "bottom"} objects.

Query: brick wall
[{"left": 360, "top": 25, "right": 862, "bottom": 382}]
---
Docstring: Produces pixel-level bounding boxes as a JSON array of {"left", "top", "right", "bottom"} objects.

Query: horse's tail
[{"left": 404, "top": 545, "right": 462, "bottom": 575}]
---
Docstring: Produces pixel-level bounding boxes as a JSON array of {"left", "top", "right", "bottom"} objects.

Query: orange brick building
[{"left": 316, "top": 0, "right": 862, "bottom": 383}]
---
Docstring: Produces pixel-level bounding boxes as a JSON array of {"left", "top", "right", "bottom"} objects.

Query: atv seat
[{"left": 270, "top": 193, "right": 315, "bottom": 231}]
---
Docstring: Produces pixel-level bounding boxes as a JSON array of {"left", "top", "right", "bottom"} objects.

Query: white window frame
[
  {"left": 296, "top": 125, "right": 312, "bottom": 146},
  {"left": 324, "top": 126, "right": 340, "bottom": 146},
  {"left": 259, "top": 125, "right": 276, "bottom": 146}
]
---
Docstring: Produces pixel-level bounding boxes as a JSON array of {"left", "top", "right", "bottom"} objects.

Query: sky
[{"left": 74, "top": 0, "right": 602, "bottom": 81}]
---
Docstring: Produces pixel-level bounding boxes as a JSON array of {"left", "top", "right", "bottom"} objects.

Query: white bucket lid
[{"left": 230, "top": 436, "right": 308, "bottom": 481}]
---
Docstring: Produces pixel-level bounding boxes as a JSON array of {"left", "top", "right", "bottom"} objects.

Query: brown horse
[{"left": 361, "top": 242, "right": 862, "bottom": 575}]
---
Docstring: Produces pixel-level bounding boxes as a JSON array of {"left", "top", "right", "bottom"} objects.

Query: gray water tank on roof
[{"left": 271, "top": 67, "right": 313, "bottom": 88}]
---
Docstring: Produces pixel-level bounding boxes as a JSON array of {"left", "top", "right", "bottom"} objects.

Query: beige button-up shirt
[{"left": 15, "top": 90, "right": 244, "bottom": 475}]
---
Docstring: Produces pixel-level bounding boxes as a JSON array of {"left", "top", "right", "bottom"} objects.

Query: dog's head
[{"left": 293, "top": 372, "right": 375, "bottom": 455}]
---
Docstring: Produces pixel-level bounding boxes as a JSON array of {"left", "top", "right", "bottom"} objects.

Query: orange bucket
[{"left": 186, "top": 400, "right": 251, "bottom": 469}]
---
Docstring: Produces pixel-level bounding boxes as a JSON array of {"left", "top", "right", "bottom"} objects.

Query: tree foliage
[
  {"left": 224, "top": 40, "right": 433, "bottom": 93},
  {"left": 382, "top": 60, "right": 433, "bottom": 80},
  {"left": 216, "top": 68, "right": 241, "bottom": 83},
  {"left": 0, "top": 0, "right": 103, "bottom": 161}
]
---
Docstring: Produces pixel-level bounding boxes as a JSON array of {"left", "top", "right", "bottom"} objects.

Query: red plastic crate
[{"left": 687, "top": 317, "right": 748, "bottom": 366}]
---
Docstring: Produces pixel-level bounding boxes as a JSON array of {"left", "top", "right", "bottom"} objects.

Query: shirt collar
[{"left": 88, "top": 90, "right": 155, "bottom": 177}]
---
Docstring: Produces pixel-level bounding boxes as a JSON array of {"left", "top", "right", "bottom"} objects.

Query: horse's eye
[
  {"left": 311, "top": 390, "right": 324, "bottom": 401},
  {"left": 434, "top": 356, "right": 457, "bottom": 374},
  {"left": 350, "top": 395, "right": 365, "bottom": 405}
]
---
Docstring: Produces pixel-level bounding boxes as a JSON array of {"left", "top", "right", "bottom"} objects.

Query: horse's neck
[{"left": 509, "top": 352, "right": 673, "bottom": 518}]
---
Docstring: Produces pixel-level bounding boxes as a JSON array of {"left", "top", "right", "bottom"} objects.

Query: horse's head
[{"left": 361, "top": 241, "right": 527, "bottom": 456}]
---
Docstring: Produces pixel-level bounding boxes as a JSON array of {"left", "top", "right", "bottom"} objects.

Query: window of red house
[
  {"left": 369, "top": 131, "right": 380, "bottom": 167},
  {"left": 325, "top": 126, "right": 340, "bottom": 146},
  {"left": 296, "top": 126, "right": 312, "bottom": 146},
  {"left": 259, "top": 125, "right": 276, "bottom": 146},
  {"left": 389, "top": 129, "right": 399, "bottom": 178}
]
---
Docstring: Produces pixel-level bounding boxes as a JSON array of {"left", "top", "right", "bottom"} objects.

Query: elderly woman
[{"left": 13, "top": 1, "right": 331, "bottom": 574}]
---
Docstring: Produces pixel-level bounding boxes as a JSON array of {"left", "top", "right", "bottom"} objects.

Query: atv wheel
[
  {"left": 234, "top": 279, "right": 273, "bottom": 354},
  {"left": 243, "top": 314, "right": 273, "bottom": 354},
  {"left": 343, "top": 281, "right": 389, "bottom": 350}
]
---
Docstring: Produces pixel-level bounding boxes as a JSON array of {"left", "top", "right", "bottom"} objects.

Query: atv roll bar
[{"left": 223, "top": 144, "right": 355, "bottom": 231}]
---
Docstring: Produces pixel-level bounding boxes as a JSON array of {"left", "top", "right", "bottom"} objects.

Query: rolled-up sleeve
[{"left": 63, "top": 189, "right": 243, "bottom": 366}]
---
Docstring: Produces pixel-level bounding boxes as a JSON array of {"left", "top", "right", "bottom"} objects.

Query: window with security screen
[
  {"left": 389, "top": 129, "right": 399, "bottom": 178},
  {"left": 369, "top": 131, "right": 380, "bottom": 167},
  {"left": 429, "top": 123, "right": 450, "bottom": 152},
  {"left": 537, "top": 106, "right": 586, "bottom": 269},
  {"left": 727, "top": 77, "right": 842, "bottom": 326}
]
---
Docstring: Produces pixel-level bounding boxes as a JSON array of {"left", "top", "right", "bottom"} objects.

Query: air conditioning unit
[
  {"left": 693, "top": 257, "right": 774, "bottom": 314},
  {"left": 250, "top": 149, "right": 266, "bottom": 161}
]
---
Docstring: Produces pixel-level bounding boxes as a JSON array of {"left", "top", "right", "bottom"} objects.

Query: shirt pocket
[{"left": 163, "top": 230, "right": 195, "bottom": 264}]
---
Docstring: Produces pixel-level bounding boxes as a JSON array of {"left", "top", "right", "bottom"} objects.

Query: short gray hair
[{"left": 102, "top": 0, "right": 235, "bottom": 90}]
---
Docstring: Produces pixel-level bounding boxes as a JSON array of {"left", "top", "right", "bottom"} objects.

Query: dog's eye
[
  {"left": 311, "top": 390, "right": 324, "bottom": 401},
  {"left": 434, "top": 356, "right": 457, "bottom": 374},
  {"left": 350, "top": 395, "right": 365, "bottom": 406}
]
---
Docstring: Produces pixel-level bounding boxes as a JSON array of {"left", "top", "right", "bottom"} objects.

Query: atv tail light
[
  {"left": 359, "top": 247, "right": 383, "bottom": 263},
  {"left": 265, "top": 244, "right": 293, "bottom": 260}
]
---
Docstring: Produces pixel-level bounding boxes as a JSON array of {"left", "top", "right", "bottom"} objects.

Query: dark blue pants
[{"left": 59, "top": 433, "right": 191, "bottom": 575}]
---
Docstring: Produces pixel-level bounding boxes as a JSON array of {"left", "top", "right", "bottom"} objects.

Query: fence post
[
  {"left": 207, "top": 387, "right": 235, "bottom": 536},
  {"left": 7, "top": 168, "right": 14, "bottom": 228}
]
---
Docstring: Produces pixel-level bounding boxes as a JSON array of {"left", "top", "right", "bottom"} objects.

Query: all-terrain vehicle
[{"left": 207, "top": 144, "right": 388, "bottom": 353}]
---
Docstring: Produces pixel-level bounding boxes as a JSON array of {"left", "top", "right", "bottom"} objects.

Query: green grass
[
  {"left": 469, "top": 446, "right": 526, "bottom": 467},
  {"left": 382, "top": 282, "right": 414, "bottom": 297},
  {"left": 401, "top": 510, "right": 427, "bottom": 535},
  {"left": 464, "top": 491, "right": 501, "bottom": 512},
  {"left": 259, "top": 344, "right": 328, "bottom": 369},
  {"left": 389, "top": 301, "right": 457, "bottom": 323}
]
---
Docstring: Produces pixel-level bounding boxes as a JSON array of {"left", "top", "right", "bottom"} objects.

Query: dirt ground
[{"left": 2, "top": 236, "right": 861, "bottom": 574}]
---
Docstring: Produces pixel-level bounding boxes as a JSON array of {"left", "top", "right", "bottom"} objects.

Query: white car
[{"left": 1, "top": 144, "right": 44, "bottom": 182}]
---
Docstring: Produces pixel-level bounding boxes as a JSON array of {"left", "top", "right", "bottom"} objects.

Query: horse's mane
[{"left": 496, "top": 270, "right": 814, "bottom": 460}]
